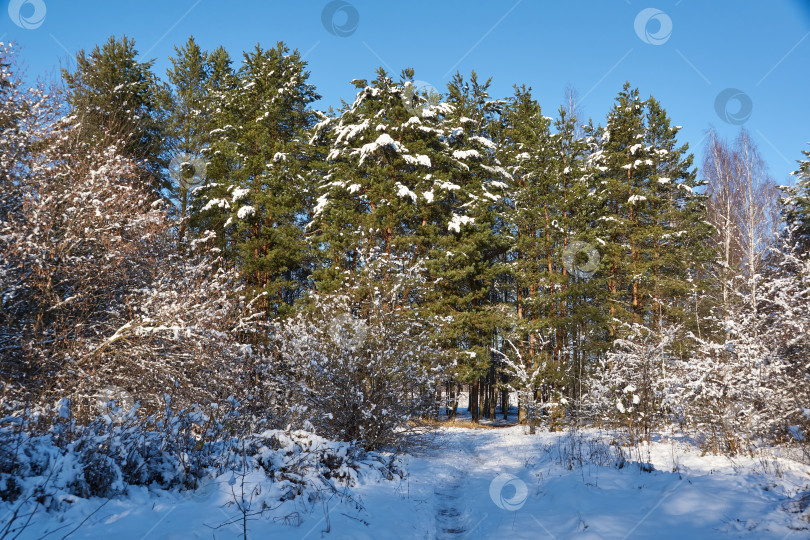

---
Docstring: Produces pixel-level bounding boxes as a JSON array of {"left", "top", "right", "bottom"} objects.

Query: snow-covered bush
[
  {"left": 492, "top": 334, "right": 567, "bottom": 434},
  {"left": 588, "top": 322, "right": 680, "bottom": 443},
  {"left": 0, "top": 405, "right": 400, "bottom": 536},
  {"left": 0, "top": 112, "right": 166, "bottom": 404},
  {"left": 0, "top": 74, "right": 271, "bottom": 420},
  {"left": 271, "top": 252, "right": 447, "bottom": 450},
  {"left": 673, "top": 242, "right": 810, "bottom": 456}
]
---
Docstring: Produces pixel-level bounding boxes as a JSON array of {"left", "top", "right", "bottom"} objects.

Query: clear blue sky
[{"left": 3, "top": 0, "right": 809, "bottom": 184}]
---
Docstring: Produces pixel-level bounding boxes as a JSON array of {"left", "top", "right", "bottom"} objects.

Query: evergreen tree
[
  {"left": 495, "top": 85, "right": 562, "bottom": 425},
  {"left": 587, "top": 83, "right": 712, "bottom": 340},
  {"left": 433, "top": 72, "right": 511, "bottom": 422},
  {"left": 642, "top": 97, "right": 714, "bottom": 339},
  {"left": 194, "top": 42, "right": 319, "bottom": 317},
  {"left": 62, "top": 35, "right": 169, "bottom": 193},
  {"left": 496, "top": 86, "right": 603, "bottom": 425},
  {"left": 166, "top": 36, "right": 211, "bottom": 245},
  {"left": 309, "top": 67, "right": 451, "bottom": 294},
  {"left": 783, "top": 144, "right": 810, "bottom": 252},
  {"left": 310, "top": 69, "right": 512, "bottom": 421}
]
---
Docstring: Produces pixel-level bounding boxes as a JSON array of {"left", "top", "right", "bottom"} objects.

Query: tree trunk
[
  {"left": 489, "top": 381, "right": 496, "bottom": 420},
  {"left": 482, "top": 379, "right": 490, "bottom": 420},
  {"left": 470, "top": 380, "right": 479, "bottom": 423},
  {"left": 451, "top": 384, "right": 460, "bottom": 419},
  {"left": 517, "top": 394, "right": 526, "bottom": 424}
]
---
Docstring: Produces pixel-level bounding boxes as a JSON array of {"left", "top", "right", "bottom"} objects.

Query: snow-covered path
[
  {"left": 431, "top": 463, "right": 468, "bottom": 538},
  {"left": 11, "top": 426, "right": 810, "bottom": 538}
]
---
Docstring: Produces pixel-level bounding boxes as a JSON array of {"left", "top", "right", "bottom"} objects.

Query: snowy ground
[{"left": 7, "top": 424, "right": 810, "bottom": 539}]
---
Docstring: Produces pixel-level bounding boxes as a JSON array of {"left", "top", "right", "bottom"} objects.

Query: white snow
[
  {"left": 449, "top": 214, "right": 474, "bottom": 232},
  {"left": 237, "top": 205, "right": 255, "bottom": 219},
  {"left": 453, "top": 149, "right": 480, "bottom": 160},
  {"left": 313, "top": 194, "right": 329, "bottom": 216},
  {"left": 470, "top": 135, "right": 497, "bottom": 150},
  {"left": 395, "top": 182, "right": 418, "bottom": 202},
  {"left": 232, "top": 187, "right": 249, "bottom": 202},
  {"left": 436, "top": 180, "right": 461, "bottom": 191},
  {"left": 11, "top": 426, "right": 809, "bottom": 539},
  {"left": 201, "top": 198, "right": 230, "bottom": 212},
  {"left": 356, "top": 133, "right": 405, "bottom": 165},
  {"left": 628, "top": 194, "right": 647, "bottom": 204},
  {"left": 402, "top": 153, "right": 432, "bottom": 167}
]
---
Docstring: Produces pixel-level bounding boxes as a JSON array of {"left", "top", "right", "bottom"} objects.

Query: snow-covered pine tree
[
  {"left": 308, "top": 68, "right": 450, "bottom": 293},
  {"left": 166, "top": 36, "right": 213, "bottom": 247},
  {"left": 550, "top": 105, "right": 606, "bottom": 414},
  {"left": 61, "top": 35, "right": 169, "bottom": 194},
  {"left": 495, "top": 86, "right": 570, "bottom": 424},
  {"left": 194, "top": 42, "right": 319, "bottom": 317},
  {"left": 431, "top": 72, "right": 511, "bottom": 422},
  {"left": 782, "top": 144, "right": 810, "bottom": 253},
  {"left": 642, "top": 97, "right": 714, "bottom": 341},
  {"left": 588, "top": 83, "right": 656, "bottom": 333},
  {"left": 587, "top": 83, "right": 713, "bottom": 339}
]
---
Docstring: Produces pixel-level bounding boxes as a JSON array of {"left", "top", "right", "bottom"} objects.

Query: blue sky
[{"left": 3, "top": 0, "right": 809, "bottom": 184}]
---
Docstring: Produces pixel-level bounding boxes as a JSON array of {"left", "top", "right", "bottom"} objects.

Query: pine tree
[
  {"left": 62, "top": 35, "right": 169, "bottom": 193},
  {"left": 194, "top": 42, "right": 319, "bottom": 317},
  {"left": 548, "top": 104, "right": 605, "bottom": 415},
  {"left": 642, "top": 97, "right": 714, "bottom": 339},
  {"left": 496, "top": 86, "right": 605, "bottom": 426},
  {"left": 495, "top": 85, "right": 562, "bottom": 426},
  {"left": 588, "top": 83, "right": 712, "bottom": 340},
  {"left": 310, "top": 69, "right": 512, "bottom": 422},
  {"left": 782, "top": 144, "right": 810, "bottom": 252},
  {"left": 166, "top": 36, "right": 211, "bottom": 246},
  {"left": 588, "top": 83, "right": 652, "bottom": 333},
  {"left": 309, "top": 67, "right": 450, "bottom": 293},
  {"left": 433, "top": 72, "right": 511, "bottom": 422}
]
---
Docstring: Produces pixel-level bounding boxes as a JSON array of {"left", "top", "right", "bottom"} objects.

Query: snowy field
[{"left": 7, "top": 424, "right": 810, "bottom": 539}]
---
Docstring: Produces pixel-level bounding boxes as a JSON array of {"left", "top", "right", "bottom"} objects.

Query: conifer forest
[{"left": 1, "top": 2, "right": 810, "bottom": 538}]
